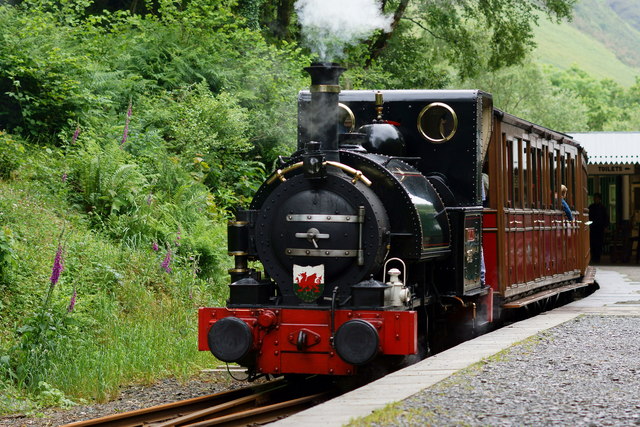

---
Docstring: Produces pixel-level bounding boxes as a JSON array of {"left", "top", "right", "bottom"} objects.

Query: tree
[
  {"left": 547, "top": 66, "right": 628, "bottom": 131},
  {"left": 460, "top": 61, "right": 589, "bottom": 131},
  {"left": 366, "top": 0, "right": 576, "bottom": 76},
  {"left": 252, "top": 0, "right": 576, "bottom": 80}
]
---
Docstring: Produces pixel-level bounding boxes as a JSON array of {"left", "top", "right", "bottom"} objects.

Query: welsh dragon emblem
[{"left": 293, "top": 264, "right": 325, "bottom": 302}]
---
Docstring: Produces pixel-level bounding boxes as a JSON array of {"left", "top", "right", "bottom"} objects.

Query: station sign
[{"left": 587, "top": 163, "right": 635, "bottom": 175}]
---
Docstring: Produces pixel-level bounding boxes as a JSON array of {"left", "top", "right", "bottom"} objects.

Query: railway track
[{"left": 62, "top": 377, "right": 333, "bottom": 427}]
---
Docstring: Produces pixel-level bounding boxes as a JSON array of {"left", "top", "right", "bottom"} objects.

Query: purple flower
[
  {"left": 152, "top": 241, "right": 159, "bottom": 251},
  {"left": 50, "top": 244, "right": 64, "bottom": 289},
  {"left": 120, "top": 101, "right": 132, "bottom": 147},
  {"left": 67, "top": 288, "right": 76, "bottom": 312},
  {"left": 71, "top": 126, "right": 80, "bottom": 145},
  {"left": 61, "top": 172, "right": 68, "bottom": 182},
  {"left": 161, "top": 249, "right": 172, "bottom": 273},
  {"left": 146, "top": 193, "right": 153, "bottom": 206}
]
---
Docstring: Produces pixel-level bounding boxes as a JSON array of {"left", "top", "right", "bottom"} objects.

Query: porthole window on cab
[{"left": 417, "top": 102, "right": 458, "bottom": 143}]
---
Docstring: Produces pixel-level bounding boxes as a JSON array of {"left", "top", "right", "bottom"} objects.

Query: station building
[{"left": 570, "top": 132, "right": 640, "bottom": 262}]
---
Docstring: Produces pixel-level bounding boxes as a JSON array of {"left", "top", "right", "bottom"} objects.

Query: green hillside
[
  {"left": 608, "top": 0, "right": 640, "bottom": 31},
  {"left": 573, "top": 0, "right": 640, "bottom": 68},
  {"left": 533, "top": 0, "right": 640, "bottom": 86}
]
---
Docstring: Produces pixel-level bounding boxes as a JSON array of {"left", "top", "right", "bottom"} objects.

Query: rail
[{"left": 61, "top": 377, "right": 333, "bottom": 427}]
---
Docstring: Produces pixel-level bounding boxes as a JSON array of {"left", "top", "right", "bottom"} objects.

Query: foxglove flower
[
  {"left": 50, "top": 244, "right": 65, "bottom": 289},
  {"left": 71, "top": 126, "right": 80, "bottom": 145},
  {"left": 152, "top": 241, "right": 159, "bottom": 251},
  {"left": 61, "top": 172, "right": 68, "bottom": 183},
  {"left": 161, "top": 249, "right": 172, "bottom": 273},
  {"left": 120, "top": 101, "right": 132, "bottom": 147},
  {"left": 175, "top": 228, "right": 181, "bottom": 246},
  {"left": 146, "top": 193, "right": 153, "bottom": 206},
  {"left": 67, "top": 288, "right": 76, "bottom": 312}
]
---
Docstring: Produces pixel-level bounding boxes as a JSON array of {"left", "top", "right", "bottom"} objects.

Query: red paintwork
[
  {"left": 482, "top": 211, "right": 498, "bottom": 291},
  {"left": 531, "top": 212, "right": 539, "bottom": 278},
  {"left": 198, "top": 307, "right": 417, "bottom": 376},
  {"left": 507, "top": 212, "right": 516, "bottom": 285},
  {"left": 555, "top": 213, "right": 563, "bottom": 274},
  {"left": 544, "top": 215, "right": 553, "bottom": 275},
  {"left": 497, "top": 208, "right": 582, "bottom": 297},
  {"left": 514, "top": 212, "right": 525, "bottom": 284},
  {"left": 483, "top": 287, "right": 494, "bottom": 323},
  {"left": 524, "top": 214, "right": 534, "bottom": 283}
]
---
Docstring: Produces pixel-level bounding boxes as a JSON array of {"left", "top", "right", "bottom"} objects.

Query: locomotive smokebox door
[
  {"left": 447, "top": 207, "right": 483, "bottom": 295},
  {"left": 254, "top": 172, "right": 389, "bottom": 305}
]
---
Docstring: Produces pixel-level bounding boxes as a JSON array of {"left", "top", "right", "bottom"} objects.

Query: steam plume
[{"left": 295, "top": 0, "right": 392, "bottom": 61}]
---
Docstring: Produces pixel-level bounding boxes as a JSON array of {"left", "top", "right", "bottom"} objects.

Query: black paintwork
[{"left": 299, "top": 90, "right": 492, "bottom": 207}]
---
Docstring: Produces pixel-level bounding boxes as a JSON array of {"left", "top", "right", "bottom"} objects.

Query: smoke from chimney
[{"left": 295, "top": 0, "right": 393, "bottom": 61}]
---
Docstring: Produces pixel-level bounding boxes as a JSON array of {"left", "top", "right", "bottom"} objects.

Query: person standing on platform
[{"left": 589, "top": 193, "right": 609, "bottom": 264}]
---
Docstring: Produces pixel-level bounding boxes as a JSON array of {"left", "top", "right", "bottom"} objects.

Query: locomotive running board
[{"left": 502, "top": 266, "right": 597, "bottom": 309}]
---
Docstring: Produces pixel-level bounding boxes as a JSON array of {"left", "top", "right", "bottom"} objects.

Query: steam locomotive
[{"left": 198, "top": 63, "right": 594, "bottom": 378}]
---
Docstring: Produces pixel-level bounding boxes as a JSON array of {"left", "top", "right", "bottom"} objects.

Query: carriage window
[
  {"left": 570, "top": 157, "right": 576, "bottom": 208},
  {"left": 523, "top": 141, "right": 529, "bottom": 208},
  {"left": 542, "top": 145, "right": 548, "bottom": 208},
  {"left": 537, "top": 148, "right": 543, "bottom": 208},
  {"left": 548, "top": 150, "right": 555, "bottom": 209},
  {"left": 530, "top": 145, "right": 538, "bottom": 208},
  {"left": 555, "top": 149, "right": 561, "bottom": 209},
  {"left": 513, "top": 140, "right": 520, "bottom": 208},
  {"left": 506, "top": 137, "right": 513, "bottom": 208},
  {"left": 560, "top": 154, "right": 566, "bottom": 200},
  {"left": 582, "top": 162, "right": 588, "bottom": 210}
]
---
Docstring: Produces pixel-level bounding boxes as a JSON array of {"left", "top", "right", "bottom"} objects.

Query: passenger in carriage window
[{"left": 560, "top": 184, "right": 573, "bottom": 220}]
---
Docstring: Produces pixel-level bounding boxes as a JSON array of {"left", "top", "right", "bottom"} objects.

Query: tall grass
[
  {"left": 49, "top": 293, "right": 215, "bottom": 401},
  {"left": 0, "top": 173, "right": 230, "bottom": 412}
]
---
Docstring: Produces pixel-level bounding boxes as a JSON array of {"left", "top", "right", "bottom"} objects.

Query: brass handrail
[{"left": 265, "top": 161, "right": 372, "bottom": 186}]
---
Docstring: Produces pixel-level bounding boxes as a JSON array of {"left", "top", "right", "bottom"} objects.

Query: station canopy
[{"left": 570, "top": 132, "right": 640, "bottom": 166}]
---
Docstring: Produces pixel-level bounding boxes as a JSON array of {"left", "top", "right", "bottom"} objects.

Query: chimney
[{"left": 303, "top": 62, "right": 345, "bottom": 162}]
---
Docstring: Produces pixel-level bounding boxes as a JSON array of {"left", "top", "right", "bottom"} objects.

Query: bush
[
  {"left": 0, "top": 5, "right": 96, "bottom": 138},
  {"left": 0, "top": 131, "right": 25, "bottom": 179},
  {"left": 135, "top": 85, "right": 265, "bottom": 204}
]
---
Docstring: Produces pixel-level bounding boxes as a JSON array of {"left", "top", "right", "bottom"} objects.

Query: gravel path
[
  {"left": 0, "top": 371, "right": 248, "bottom": 426},
  {"left": 365, "top": 315, "right": 640, "bottom": 426}
]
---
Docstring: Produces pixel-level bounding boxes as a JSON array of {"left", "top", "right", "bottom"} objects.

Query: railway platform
[{"left": 274, "top": 265, "right": 640, "bottom": 426}]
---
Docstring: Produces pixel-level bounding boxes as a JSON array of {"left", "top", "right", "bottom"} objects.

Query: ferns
[
  {"left": 73, "top": 142, "right": 147, "bottom": 217},
  {"left": 104, "top": 164, "right": 146, "bottom": 215}
]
